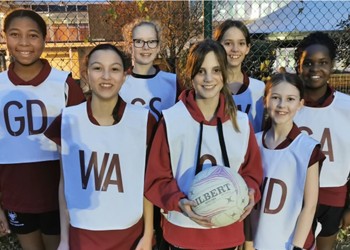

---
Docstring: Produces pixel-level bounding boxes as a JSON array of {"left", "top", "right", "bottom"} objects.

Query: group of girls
[{"left": 0, "top": 8, "right": 348, "bottom": 250}]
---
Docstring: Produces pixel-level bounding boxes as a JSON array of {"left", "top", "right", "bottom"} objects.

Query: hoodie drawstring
[{"left": 195, "top": 118, "right": 230, "bottom": 175}]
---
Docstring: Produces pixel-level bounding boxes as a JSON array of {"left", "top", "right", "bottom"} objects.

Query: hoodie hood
[{"left": 178, "top": 89, "right": 231, "bottom": 125}]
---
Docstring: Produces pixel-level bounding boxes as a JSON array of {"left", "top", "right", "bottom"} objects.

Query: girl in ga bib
[{"left": 294, "top": 31, "right": 350, "bottom": 250}]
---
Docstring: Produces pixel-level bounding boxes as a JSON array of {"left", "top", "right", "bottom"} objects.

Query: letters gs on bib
[
  {"left": 131, "top": 97, "right": 162, "bottom": 121},
  {"left": 2, "top": 99, "right": 48, "bottom": 137}
]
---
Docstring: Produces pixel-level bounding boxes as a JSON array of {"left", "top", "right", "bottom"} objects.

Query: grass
[
  {"left": 0, "top": 234, "right": 21, "bottom": 250},
  {"left": 335, "top": 226, "right": 350, "bottom": 250}
]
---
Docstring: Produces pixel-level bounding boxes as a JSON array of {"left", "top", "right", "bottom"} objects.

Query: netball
[{"left": 188, "top": 166, "right": 249, "bottom": 227}]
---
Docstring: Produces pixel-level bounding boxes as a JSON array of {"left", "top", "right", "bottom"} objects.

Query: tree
[
  {"left": 335, "top": 15, "right": 350, "bottom": 70},
  {"left": 244, "top": 39, "right": 276, "bottom": 81},
  {"left": 88, "top": 1, "right": 203, "bottom": 74}
]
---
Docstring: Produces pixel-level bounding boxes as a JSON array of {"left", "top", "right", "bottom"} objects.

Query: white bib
[
  {"left": 0, "top": 68, "right": 67, "bottom": 163},
  {"left": 233, "top": 78, "right": 265, "bottom": 132},
  {"left": 162, "top": 101, "right": 250, "bottom": 229},
  {"left": 61, "top": 102, "right": 148, "bottom": 230},
  {"left": 294, "top": 91, "right": 350, "bottom": 187},
  {"left": 252, "top": 132, "right": 318, "bottom": 250},
  {"left": 119, "top": 71, "right": 177, "bottom": 121}
]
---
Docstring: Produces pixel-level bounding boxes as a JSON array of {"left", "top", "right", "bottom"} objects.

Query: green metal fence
[{"left": 0, "top": 0, "right": 349, "bottom": 92}]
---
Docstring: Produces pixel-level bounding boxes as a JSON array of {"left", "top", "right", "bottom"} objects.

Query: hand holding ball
[{"left": 188, "top": 166, "right": 249, "bottom": 227}]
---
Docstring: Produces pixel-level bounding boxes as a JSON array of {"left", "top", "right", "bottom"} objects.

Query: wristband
[{"left": 293, "top": 247, "right": 303, "bottom": 250}]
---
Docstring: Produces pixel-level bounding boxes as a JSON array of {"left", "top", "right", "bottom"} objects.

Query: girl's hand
[
  {"left": 135, "top": 235, "right": 153, "bottom": 250},
  {"left": 57, "top": 241, "right": 69, "bottom": 250},
  {"left": 0, "top": 209, "right": 10, "bottom": 237},
  {"left": 178, "top": 198, "right": 213, "bottom": 227},
  {"left": 341, "top": 208, "right": 350, "bottom": 230},
  {"left": 239, "top": 188, "right": 255, "bottom": 222}
]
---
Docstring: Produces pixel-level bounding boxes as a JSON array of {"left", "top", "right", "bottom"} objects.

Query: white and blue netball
[{"left": 188, "top": 166, "right": 249, "bottom": 227}]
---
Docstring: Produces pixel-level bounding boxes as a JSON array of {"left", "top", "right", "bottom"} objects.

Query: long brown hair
[
  {"left": 185, "top": 39, "right": 239, "bottom": 131},
  {"left": 264, "top": 73, "right": 304, "bottom": 130},
  {"left": 264, "top": 73, "right": 304, "bottom": 100},
  {"left": 213, "top": 19, "right": 251, "bottom": 46}
]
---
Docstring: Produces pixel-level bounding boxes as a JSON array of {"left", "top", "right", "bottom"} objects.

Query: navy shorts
[
  {"left": 316, "top": 204, "right": 344, "bottom": 237},
  {"left": 5, "top": 210, "right": 60, "bottom": 235}
]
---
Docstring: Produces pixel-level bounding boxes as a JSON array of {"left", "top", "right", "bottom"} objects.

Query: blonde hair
[{"left": 122, "top": 19, "right": 161, "bottom": 54}]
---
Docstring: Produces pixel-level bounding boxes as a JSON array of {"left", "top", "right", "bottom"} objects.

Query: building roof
[{"left": 247, "top": 1, "right": 350, "bottom": 34}]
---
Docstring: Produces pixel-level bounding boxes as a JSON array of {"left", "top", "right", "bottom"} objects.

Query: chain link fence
[
  {"left": 0, "top": 1, "right": 350, "bottom": 249},
  {"left": 0, "top": 0, "right": 349, "bottom": 94}
]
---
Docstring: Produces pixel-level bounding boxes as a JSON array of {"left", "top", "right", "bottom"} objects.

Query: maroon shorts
[
  {"left": 69, "top": 219, "right": 143, "bottom": 250},
  {"left": 5, "top": 209, "right": 60, "bottom": 235}
]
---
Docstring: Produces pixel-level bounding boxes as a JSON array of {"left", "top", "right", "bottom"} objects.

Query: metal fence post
[{"left": 203, "top": 0, "right": 212, "bottom": 39}]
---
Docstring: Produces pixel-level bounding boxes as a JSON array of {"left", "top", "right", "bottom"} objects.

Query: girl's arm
[
  {"left": 45, "top": 118, "right": 70, "bottom": 249},
  {"left": 144, "top": 119, "right": 186, "bottom": 212},
  {"left": 0, "top": 194, "right": 10, "bottom": 236},
  {"left": 135, "top": 197, "right": 154, "bottom": 250},
  {"left": 65, "top": 76, "right": 86, "bottom": 106},
  {"left": 239, "top": 123, "right": 263, "bottom": 204},
  {"left": 57, "top": 155, "right": 70, "bottom": 250},
  {"left": 292, "top": 162, "right": 319, "bottom": 248}
]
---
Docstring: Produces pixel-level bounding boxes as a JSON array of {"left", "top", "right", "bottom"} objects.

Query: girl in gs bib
[
  {"left": 45, "top": 44, "right": 156, "bottom": 250},
  {"left": 145, "top": 39, "right": 263, "bottom": 250},
  {"left": 120, "top": 19, "right": 181, "bottom": 122},
  {"left": 0, "top": 9, "right": 85, "bottom": 250},
  {"left": 120, "top": 19, "right": 182, "bottom": 249}
]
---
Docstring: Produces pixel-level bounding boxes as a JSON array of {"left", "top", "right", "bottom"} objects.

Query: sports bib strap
[
  {"left": 195, "top": 118, "right": 230, "bottom": 175},
  {"left": 217, "top": 118, "right": 230, "bottom": 168},
  {"left": 195, "top": 122, "right": 204, "bottom": 175}
]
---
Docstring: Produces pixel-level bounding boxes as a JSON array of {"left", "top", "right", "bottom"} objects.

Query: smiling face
[
  {"left": 192, "top": 51, "right": 224, "bottom": 102},
  {"left": 220, "top": 27, "right": 250, "bottom": 68},
  {"left": 87, "top": 49, "right": 126, "bottom": 101},
  {"left": 265, "top": 81, "right": 304, "bottom": 126},
  {"left": 132, "top": 24, "right": 160, "bottom": 66},
  {"left": 5, "top": 17, "right": 45, "bottom": 67},
  {"left": 298, "top": 44, "right": 333, "bottom": 92}
]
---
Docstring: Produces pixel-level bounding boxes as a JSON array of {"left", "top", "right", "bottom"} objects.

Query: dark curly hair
[
  {"left": 4, "top": 9, "right": 47, "bottom": 38},
  {"left": 295, "top": 31, "right": 337, "bottom": 72}
]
